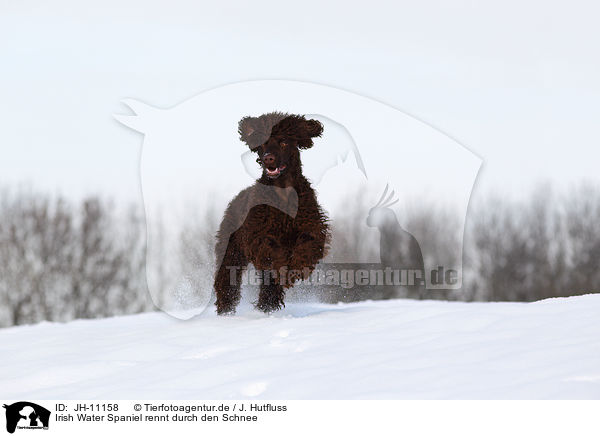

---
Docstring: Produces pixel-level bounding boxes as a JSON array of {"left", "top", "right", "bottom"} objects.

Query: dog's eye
[{"left": 280, "top": 141, "right": 288, "bottom": 148}]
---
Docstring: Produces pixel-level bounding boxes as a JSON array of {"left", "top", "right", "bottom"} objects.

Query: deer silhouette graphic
[{"left": 366, "top": 185, "right": 426, "bottom": 298}]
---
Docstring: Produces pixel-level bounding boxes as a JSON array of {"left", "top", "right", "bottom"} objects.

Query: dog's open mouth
[{"left": 265, "top": 164, "right": 287, "bottom": 178}]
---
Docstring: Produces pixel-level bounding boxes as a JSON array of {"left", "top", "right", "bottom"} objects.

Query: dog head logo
[
  {"left": 114, "top": 80, "right": 481, "bottom": 318},
  {"left": 3, "top": 402, "right": 50, "bottom": 433}
]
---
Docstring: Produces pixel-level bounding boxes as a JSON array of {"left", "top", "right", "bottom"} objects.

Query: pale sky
[{"left": 1, "top": 0, "right": 600, "bottom": 203}]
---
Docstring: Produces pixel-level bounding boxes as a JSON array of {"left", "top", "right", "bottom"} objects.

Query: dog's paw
[
  {"left": 286, "top": 258, "right": 315, "bottom": 280},
  {"left": 216, "top": 305, "right": 236, "bottom": 316},
  {"left": 215, "top": 296, "right": 239, "bottom": 316},
  {"left": 295, "top": 232, "right": 316, "bottom": 245},
  {"left": 255, "top": 292, "right": 285, "bottom": 313},
  {"left": 255, "top": 300, "right": 285, "bottom": 314}
]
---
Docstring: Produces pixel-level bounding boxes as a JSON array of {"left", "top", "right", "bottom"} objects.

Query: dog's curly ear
[
  {"left": 298, "top": 118, "right": 324, "bottom": 150},
  {"left": 305, "top": 119, "right": 323, "bottom": 138},
  {"left": 238, "top": 116, "right": 258, "bottom": 149}
]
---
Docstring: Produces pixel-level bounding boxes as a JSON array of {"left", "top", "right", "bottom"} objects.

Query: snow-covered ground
[{"left": 1, "top": 295, "right": 599, "bottom": 399}]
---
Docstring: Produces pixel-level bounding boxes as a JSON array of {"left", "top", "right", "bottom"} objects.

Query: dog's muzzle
[{"left": 265, "top": 164, "right": 287, "bottom": 178}]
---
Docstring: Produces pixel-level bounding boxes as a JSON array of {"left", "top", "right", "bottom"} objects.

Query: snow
[{"left": 1, "top": 295, "right": 599, "bottom": 399}]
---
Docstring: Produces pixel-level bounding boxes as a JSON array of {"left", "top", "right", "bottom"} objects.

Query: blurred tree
[{"left": 0, "top": 189, "right": 153, "bottom": 327}]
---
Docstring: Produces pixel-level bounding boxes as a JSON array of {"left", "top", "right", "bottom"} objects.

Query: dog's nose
[{"left": 263, "top": 153, "right": 275, "bottom": 166}]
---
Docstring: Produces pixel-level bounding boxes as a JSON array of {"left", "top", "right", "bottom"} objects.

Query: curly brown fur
[{"left": 214, "top": 112, "right": 330, "bottom": 314}]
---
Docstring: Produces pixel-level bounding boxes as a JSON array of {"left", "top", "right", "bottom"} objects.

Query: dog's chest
[
  {"left": 245, "top": 181, "right": 314, "bottom": 239},
  {"left": 261, "top": 194, "right": 310, "bottom": 240}
]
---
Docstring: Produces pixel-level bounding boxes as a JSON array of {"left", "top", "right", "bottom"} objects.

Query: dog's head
[{"left": 238, "top": 112, "right": 323, "bottom": 181}]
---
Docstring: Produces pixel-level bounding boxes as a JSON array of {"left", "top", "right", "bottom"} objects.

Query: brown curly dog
[{"left": 214, "top": 112, "right": 330, "bottom": 314}]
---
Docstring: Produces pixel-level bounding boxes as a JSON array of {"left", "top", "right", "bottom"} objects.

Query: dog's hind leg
[
  {"left": 256, "top": 270, "right": 285, "bottom": 313},
  {"left": 214, "top": 238, "right": 247, "bottom": 315}
]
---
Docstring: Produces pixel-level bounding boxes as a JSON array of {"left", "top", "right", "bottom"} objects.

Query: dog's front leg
[
  {"left": 256, "top": 269, "right": 285, "bottom": 313},
  {"left": 214, "top": 239, "right": 247, "bottom": 315},
  {"left": 285, "top": 231, "right": 327, "bottom": 286}
]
